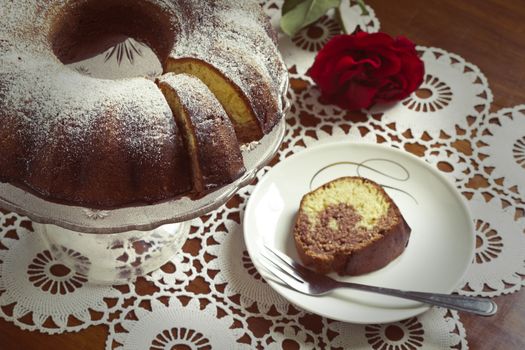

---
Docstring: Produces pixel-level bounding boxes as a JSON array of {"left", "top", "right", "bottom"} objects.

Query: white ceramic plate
[{"left": 244, "top": 142, "right": 475, "bottom": 324}]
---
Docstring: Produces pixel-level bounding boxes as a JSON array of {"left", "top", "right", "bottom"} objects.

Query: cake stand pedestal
[
  {"left": 34, "top": 221, "right": 190, "bottom": 282},
  {"left": 0, "top": 118, "right": 286, "bottom": 283}
]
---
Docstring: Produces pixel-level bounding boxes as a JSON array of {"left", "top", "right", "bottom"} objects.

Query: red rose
[{"left": 307, "top": 32, "right": 424, "bottom": 110}]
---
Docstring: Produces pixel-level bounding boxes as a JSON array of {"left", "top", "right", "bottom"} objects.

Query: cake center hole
[
  {"left": 66, "top": 35, "right": 162, "bottom": 80},
  {"left": 50, "top": 263, "right": 71, "bottom": 277},
  {"left": 49, "top": 0, "right": 173, "bottom": 80},
  {"left": 415, "top": 88, "right": 433, "bottom": 99}
]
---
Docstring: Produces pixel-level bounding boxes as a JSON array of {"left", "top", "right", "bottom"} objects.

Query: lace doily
[
  {"left": 107, "top": 293, "right": 248, "bottom": 350},
  {"left": 458, "top": 194, "right": 525, "bottom": 296},
  {"left": 0, "top": 213, "right": 128, "bottom": 334},
  {"left": 1, "top": 1, "right": 524, "bottom": 349},
  {"left": 370, "top": 46, "right": 493, "bottom": 139},
  {"left": 145, "top": 220, "right": 203, "bottom": 292},
  {"left": 329, "top": 308, "right": 467, "bottom": 349},
  {"left": 477, "top": 105, "right": 525, "bottom": 196},
  {"left": 204, "top": 219, "right": 289, "bottom": 312}
]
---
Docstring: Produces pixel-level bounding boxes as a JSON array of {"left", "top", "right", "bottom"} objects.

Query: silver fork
[{"left": 260, "top": 245, "right": 497, "bottom": 316}]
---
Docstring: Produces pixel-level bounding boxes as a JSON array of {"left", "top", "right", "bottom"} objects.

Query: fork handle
[{"left": 335, "top": 281, "right": 497, "bottom": 316}]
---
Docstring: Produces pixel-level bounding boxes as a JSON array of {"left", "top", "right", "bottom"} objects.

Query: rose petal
[
  {"left": 350, "top": 32, "right": 394, "bottom": 51},
  {"left": 314, "top": 35, "right": 358, "bottom": 59},
  {"left": 375, "top": 76, "right": 408, "bottom": 102},
  {"left": 398, "top": 53, "right": 425, "bottom": 92},
  {"left": 393, "top": 36, "right": 417, "bottom": 51},
  {"left": 365, "top": 51, "right": 401, "bottom": 78},
  {"left": 332, "top": 82, "right": 378, "bottom": 110},
  {"left": 334, "top": 56, "right": 357, "bottom": 74},
  {"left": 338, "top": 65, "right": 364, "bottom": 86},
  {"left": 357, "top": 56, "right": 381, "bottom": 69},
  {"left": 308, "top": 32, "right": 424, "bottom": 111}
]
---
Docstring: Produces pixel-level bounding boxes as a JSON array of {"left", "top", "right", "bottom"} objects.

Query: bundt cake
[
  {"left": 293, "top": 177, "right": 411, "bottom": 276},
  {"left": 0, "top": 0, "right": 288, "bottom": 209}
]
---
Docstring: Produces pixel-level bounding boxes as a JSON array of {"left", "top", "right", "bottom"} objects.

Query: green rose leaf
[
  {"left": 282, "top": 0, "right": 305, "bottom": 15},
  {"left": 281, "top": 0, "right": 342, "bottom": 37}
]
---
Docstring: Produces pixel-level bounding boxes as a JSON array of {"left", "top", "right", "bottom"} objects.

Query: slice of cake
[
  {"left": 293, "top": 177, "right": 411, "bottom": 275},
  {"left": 157, "top": 73, "right": 245, "bottom": 194}
]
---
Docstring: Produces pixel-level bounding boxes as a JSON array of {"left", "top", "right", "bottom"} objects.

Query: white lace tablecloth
[{"left": 1, "top": 1, "right": 524, "bottom": 349}]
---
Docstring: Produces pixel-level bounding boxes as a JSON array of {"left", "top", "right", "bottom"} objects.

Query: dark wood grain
[{"left": 1, "top": 0, "right": 524, "bottom": 349}]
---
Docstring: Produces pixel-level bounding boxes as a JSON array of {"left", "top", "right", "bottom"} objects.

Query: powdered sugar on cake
[
  {"left": 0, "top": 54, "right": 175, "bottom": 162},
  {"left": 0, "top": 0, "right": 288, "bottom": 207},
  {"left": 0, "top": 0, "right": 287, "bottom": 160}
]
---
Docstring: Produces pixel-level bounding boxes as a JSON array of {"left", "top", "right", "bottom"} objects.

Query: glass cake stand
[{"left": 0, "top": 117, "right": 286, "bottom": 283}]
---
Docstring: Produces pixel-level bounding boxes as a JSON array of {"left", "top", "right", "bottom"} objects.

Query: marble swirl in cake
[{"left": 293, "top": 177, "right": 412, "bottom": 275}]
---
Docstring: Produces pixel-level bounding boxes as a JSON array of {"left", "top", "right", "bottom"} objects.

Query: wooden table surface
[{"left": 1, "top": 0, "right": 524, "bottom": 349}]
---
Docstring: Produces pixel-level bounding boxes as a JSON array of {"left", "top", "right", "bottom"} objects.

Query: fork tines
[{"left": 260, "top": 246, "right": 304, "bottom": 283}]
